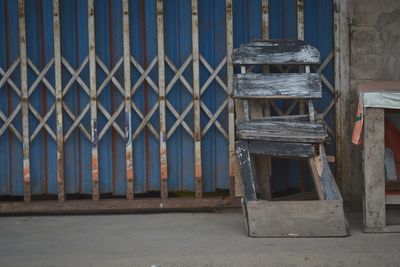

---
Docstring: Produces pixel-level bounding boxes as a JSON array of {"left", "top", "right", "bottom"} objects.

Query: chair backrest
[
  {"left": 232, "top": 40, "right": 322, "bottom": 100},
  {"left": 233, "top": 73, "right": 321, "bottom": 99},
  {"left": 232, "top": 40, "right": 320, "bottom": 65}
]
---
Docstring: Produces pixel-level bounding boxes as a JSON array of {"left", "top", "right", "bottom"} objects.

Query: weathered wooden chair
[{"left": 233, "top": 40, "right": 349, "bottom": 237}]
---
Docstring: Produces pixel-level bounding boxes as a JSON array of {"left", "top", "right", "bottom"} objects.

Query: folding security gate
[{"left": 0, "top": 0, "right": 340, "bottom": 213}]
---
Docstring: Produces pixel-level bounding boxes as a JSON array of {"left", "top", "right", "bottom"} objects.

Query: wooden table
[{"left": 358, "top": 81, "right": 400, "bottom": 232}]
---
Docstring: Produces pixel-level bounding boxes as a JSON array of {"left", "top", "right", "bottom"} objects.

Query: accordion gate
[{"left": 0, "top": 0, "right": 343, "bottom": 213}]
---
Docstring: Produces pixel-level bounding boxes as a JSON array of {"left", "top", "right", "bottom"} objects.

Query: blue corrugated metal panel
[
  {"left": 0, "top": 0, "right": 334, "bottom": 197},
  {"left": 0, "top": 0, "right": 23, "bottom": 196},
  {"left": 60, "top": 0, "right": 91, "bottom": 194},
  {"left": 129, "top": 0, "right": 160, "bottom": 193},
  {"left": 25, "top": 0, "right": 57, "bottom": 195}
]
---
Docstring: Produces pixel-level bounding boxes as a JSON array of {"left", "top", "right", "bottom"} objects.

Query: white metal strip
[
  {"left": 88, "top": 0, "right": 99, "bottom": 201},
  {"left": 19, "top": 0, "right": 31, "bottom": 202},
  {"left": 53, "top": 0, "right": 65, "bottom": 201},
  {"left": 192, "top": 0, "right": 202, "bottom": 198},
  {"left": 157, "top": 0, "right": 168, "bottom": 199},
  {"left": 123, "top": 0, "right": 134, "bottom": 200},
  {"left": 226, "top": 0, "right": 236, "bottom": 198}
]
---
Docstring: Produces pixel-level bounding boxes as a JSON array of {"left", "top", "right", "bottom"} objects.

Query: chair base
[{"left": 243, "top": 199, "right": 349, "bottom": 237}]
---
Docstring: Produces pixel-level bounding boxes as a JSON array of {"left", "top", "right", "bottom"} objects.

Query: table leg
[{"left": 363, "top": 108, "right": 385, "bottom": 229}]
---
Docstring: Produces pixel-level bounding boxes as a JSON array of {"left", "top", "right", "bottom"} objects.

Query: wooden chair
[{"left": 233, "top": 40, "right": 349, "bottom": 237}]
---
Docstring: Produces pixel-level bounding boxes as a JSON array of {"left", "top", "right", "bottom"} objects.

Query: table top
[{"left": 358, "top": 81, "right": 400, "bottom": 109}]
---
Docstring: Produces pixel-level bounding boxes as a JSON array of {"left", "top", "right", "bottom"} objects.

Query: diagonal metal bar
[
  {"left": 62, "top": 57, "right": 90, "bottom": 95},
  {"left": 131, "top": 56, "right": 158, "bottom": 95},
  {"left": 322, "top": 74, "right": 335, "bottom": 94},
  {"left": 321, "top": 100, "right": 335, "bottom": 119},
  {"left": 27, "top": 59, "right": 57, "bottom": 142},
  {"left": 63, "top": 103, "right": 91, "bottom": 141},
  {"left": 316, "top": 52, "right": 334, "bottom": 75},
  {"left": 97, "top": 102, "right": 125, "bottom": 140},
  {"left": 131, "top": 100, "right": 159, "bottom": 139},
  {"left": 200, "top": 100, "right": 228, "bottom": 139},
  {"left": 200, "top": 56, "right": 227, "bottom": 93},
  {"left": 167, "top": 102, "right": 193, "bottom": 139},
  {"left": 27, "top": 59, "right": 55, "bottom": 96},
  {"left": 96, "top": 56, "right": 124, "bottom": 96},
  {"left": 165, "top": 55, "right": 192, "bottom": 94},
  {"left": 283, "top": 99, "right": 299, "bottom": 116},
  {"left": 62, "top": 57, "right": 89, "bottom": 97},
  {"left": 165, "top": 56, "right": 193, "bottom": 95},
  {"left": 166, "top": 100, "right": 194, "bottom": 138},
  {"left": 0, "top": 103, "right": 23, "bottom": 142},
  {"left": 132, "top": 102, "right": 159, "bottom": 140},
  {"left": 200, "top": 56, "right": 227, "bottom": 95},
  {"left": 61, "top": 58, "right": 91, "bottom": 141},
  {"left": 29, "top": 104, "right": 56, "bottom": 141},
  {"left": 0, "top": 59, "right": 21, "bottom": 97},
  {"left": 164, "top": 55, "right": 194, "bottom": 139}
]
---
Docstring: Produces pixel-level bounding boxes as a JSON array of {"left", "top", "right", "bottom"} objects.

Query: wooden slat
[
  {"left": 19, "top": 0, "right": 31, "bottom": 202},
  {"left": 53, "top": 0, "right": 64, "bottom": 202},
  {"left": 157, "top": 0, "right": 168, "bottom": 200},
  {"left": 363, "top": 108, "right": 385, "bottom": 228},
  {"left": 233, "top": 73, "right": 322, "bottom": 99},
  {"left": 237, "top": 121, "right": 328, "bottom": 143},
  {"left": 122, "top": 0, "right": 134, "bottom": 200},
  {"left": 226, "top": 0, "right": 236, "bottom": 198},
  {"left": 310, "top": 144, "right": 341, "bottom": 201},
  {"left": 246, "top": 200, "right": 349, "bottom": 237},
  {"left": 232, "top": 41, "right": 320, "bottom": 65},
  {"left": 236, "top": 141, "right": 257, "bottom": 202},
  {"left": 386, "top": 195, "right": 400, "bottom": 205},
  {"left": 248, "top": 141, "right": 316, "bottom": 158},
  {"left": 192, "top": 0, "right": 202, "bottom": 199},
  {"left": 88, "top": 0, "right": 99, "bottom": 201}
]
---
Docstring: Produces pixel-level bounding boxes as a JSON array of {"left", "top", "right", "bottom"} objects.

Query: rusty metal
[
  {"left": 157, "top": 0, "right": 168, "bottom": 200},
  {"left": 88, "top": 0, "right": 99, "bottom": 201},
  {"left": 0, "top": 197, "right": 240, "bottom": 214}
]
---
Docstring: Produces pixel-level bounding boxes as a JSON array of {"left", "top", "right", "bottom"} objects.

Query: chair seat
[{"left": 237, "top": 119, "right": 328, "bottom": 143}]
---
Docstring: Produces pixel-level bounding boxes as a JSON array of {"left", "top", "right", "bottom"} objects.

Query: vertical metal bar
[
  {"left": 262, "top": 0, "right": 269, "bottom": 40},
  {"left": 226, "top": 0, "right": 236, "bottom": 198},
  {"left": 157, "top": 0, "right": 168, "bottom": 200},
  {"left": 191, "top": 0, "right": 202, "bottom": 199},
  {"left": 297, "top": 0, "right": 308, "bottom": 193},
  {"left": 53, "top": 0, "right": 64, "bottom": 201},
  {"left": 297, "top": 0, "right": 304, "bottom": 40},
  {"left": 335, "top": 0, "right": 351, "bottom": 197},
  {"left": 88, "top": 0, "right": 99, "bottom": 201},
  {"left": 19, "top": 0, "right": 31, "bottom": 202},
  {"left": 122, "top": 0, "right": 134, "bottom": 200}
]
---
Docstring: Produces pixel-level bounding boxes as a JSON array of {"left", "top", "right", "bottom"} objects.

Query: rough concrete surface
[
  {"left": 348, "top": 0, "right": 400, "bottom": 206},
  {"left": 0, "top": 210, "right": 400, "bottom": 267}
]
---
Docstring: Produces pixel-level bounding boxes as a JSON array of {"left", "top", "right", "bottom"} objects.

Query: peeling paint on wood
[
  {"left": 237, "top": 120, "right": 328, "bottom": 143},
  {"left": 233, "top": 73, "right": 322, "bottom": 99},
  {"left": 233, "top": 41, "right": 320, "bottom": 65}
]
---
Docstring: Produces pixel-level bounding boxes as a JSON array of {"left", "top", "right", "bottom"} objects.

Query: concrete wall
[{"left": 348, "top": 0, "right": 400, "bottom": 207}]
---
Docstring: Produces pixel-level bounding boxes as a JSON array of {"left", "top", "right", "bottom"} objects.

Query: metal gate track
[{"left": 0, "top": 197, "right": 240, "bottom": 214}]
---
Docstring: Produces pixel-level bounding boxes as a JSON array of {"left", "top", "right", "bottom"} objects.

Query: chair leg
[
  {"left": 308, "top": 144, "right": 341, "bottom": 201},
  {"left": 236, "top": 141, "right": 257, "bottom": 201}
]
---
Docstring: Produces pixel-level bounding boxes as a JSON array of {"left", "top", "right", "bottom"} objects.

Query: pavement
[{"left": 0, "top": 210, "right": 400, "bottom": 267}]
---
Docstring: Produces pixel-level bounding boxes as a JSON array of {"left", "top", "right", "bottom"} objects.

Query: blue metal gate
[{"left": 0, "top": 0, "right": 334, "bottom": 210}]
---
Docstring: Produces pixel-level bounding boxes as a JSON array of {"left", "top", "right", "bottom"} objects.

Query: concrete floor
[{"left": 0, "top": 210, "right": 400, "bottom": 267}]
